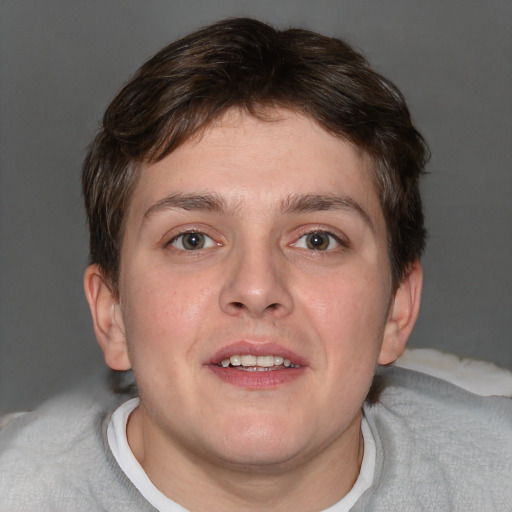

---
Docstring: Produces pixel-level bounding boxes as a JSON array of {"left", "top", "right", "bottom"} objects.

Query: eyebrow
[
  {"left": 143, "top": 192, "right": 374, "bottom": 230},
  {"left": 143, "top": 193, "right": 230, "bottom": 219},
  {"left": 281, "top": 193, "right": 374, "bottom": 230}
]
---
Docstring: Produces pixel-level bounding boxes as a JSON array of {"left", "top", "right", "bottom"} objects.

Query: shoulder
[
  {"left": 0, "top": 384, "right": 153, "bottom": 511},
  {"left": 0, "top": 385, "right": 109, "bottom": 463},
  {"left": 370, "top": 365, "right": 512, "bottom": 425},
  {"left": 360, "top": 367, "right": 512, "bottom": 510}
]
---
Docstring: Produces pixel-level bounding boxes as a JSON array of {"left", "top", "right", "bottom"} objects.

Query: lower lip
[{"left": 207, "top": 365, "right": 306, "bottom": 389}]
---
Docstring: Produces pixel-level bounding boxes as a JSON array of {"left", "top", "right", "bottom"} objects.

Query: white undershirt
[{"left": 107, "top": 398, "right": 376, "bottom": 511}]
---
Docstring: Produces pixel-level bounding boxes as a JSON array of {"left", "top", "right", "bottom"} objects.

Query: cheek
[
  {"left": 119, "top": 272, "right": 217, "bottom": 404},
  {"left": 120, "top": 267, "right": 217, "bottom": 356},
  {"left": 307, "top": 268, "right": 388, "bottom": 325},
  {"left": 300, "top": 265, "right": 391, "bottom": 360}
]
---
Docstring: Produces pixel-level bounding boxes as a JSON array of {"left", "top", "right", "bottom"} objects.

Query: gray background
[{"left": 1, "top": 0, "right": 511, "bottom": 412}]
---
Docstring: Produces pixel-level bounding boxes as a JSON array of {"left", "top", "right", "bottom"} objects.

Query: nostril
[{"left": 227, "top": 301, "right": 280, "bottom": 315}]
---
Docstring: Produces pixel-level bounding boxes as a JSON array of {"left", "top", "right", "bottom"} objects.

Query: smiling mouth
[{"left": 218, "top": 355, "right": 301, "bottom": 371}]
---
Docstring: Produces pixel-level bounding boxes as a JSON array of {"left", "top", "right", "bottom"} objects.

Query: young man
[{"left": 1, "top": 18, "right": 511, "bottom": 511}]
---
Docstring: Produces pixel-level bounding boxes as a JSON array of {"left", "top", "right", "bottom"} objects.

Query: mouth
[
  {"left": 218, "top": 354, "right": 301, "bottom": 371},
  {"left": 208, "top": 343, "right": 306, "bottom": 388}
]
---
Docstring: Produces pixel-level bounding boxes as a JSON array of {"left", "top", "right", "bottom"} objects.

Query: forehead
[{"left": 127, "top": 109, "right": 383, "bottom": 227}]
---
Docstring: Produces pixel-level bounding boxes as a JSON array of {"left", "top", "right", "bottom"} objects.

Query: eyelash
[
  {"left": 292, "top": 229, "right": 348, "bottom": 252},
  {"left": 166, "top": 230, "right": 217, "bottom": 251},
  {"left": 164, "top": 228, "right": 349, "bottom": 253}
]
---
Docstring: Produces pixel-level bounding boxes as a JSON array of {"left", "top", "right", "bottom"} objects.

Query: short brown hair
[{"left": 82, "top": 17, "right": 428, "bottom": 293}]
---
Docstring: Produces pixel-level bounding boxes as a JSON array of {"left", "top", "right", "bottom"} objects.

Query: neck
[{"left": 127, "top": 406, "right": 364, "bottom": 512}]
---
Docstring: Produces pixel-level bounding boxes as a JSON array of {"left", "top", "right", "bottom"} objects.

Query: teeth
[
  {"left": 256, "top": 355, "right": 274, "bottom": 367},
  {"left": 230, "top": 355, "right": 242, "bottom": 366},
  {"left": 219, "top": 355, "right": 300, "bottom": 369},
  {"left": 241, "top": 355, "right": 257, "bottom": 367}
]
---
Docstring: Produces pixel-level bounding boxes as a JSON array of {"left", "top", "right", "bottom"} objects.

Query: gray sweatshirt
[{"left": 1, "top": 367, "right": 511, "bottom": 511}]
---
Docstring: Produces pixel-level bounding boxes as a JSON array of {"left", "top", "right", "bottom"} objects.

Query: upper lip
[{"left": 208, "top": 341, "right": 309, "bottom": 367}]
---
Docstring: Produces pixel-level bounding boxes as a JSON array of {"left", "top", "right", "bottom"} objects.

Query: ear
[
  {"left": 379, "top": 261, "right": 423, "bottom": 365},
  {"left": 83, "top": 264, "right": 131, "bottom": 371}
]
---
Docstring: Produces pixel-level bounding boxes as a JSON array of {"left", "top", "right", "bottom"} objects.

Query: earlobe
[
  {"left": 379, "top": 261, "right": 423, "bottom": 365},
  {"left": 83, "top": 264, "right": 131, "bottom": 371}
]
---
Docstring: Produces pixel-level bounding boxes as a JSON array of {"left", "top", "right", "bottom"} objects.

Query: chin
[
  {"left": 207, "top": 415, "right": 313, "bottom": 470},
  {"left": 215, "top": 444, "right": 306, "bottom": 473}
]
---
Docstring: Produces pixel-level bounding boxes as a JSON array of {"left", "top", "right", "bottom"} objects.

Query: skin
[{"left": 85, "top": 109, "right": 422, "bottom": 511}]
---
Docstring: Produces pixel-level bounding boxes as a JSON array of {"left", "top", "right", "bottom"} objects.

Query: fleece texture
[{"left": 1, "top": 367, "right": 511, "bottom": 511}]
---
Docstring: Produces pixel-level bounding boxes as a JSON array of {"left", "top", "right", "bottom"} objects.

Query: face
[{"left": 87, "top": 109, "right": 419, "bottom": 476}]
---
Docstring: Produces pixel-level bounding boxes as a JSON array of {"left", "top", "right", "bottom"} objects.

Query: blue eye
[
  {"left": 293, "top": 232, "right": 341, "bottom": 251},
  {"left": 170, "top": 232, "right": 216, "bottom": 250}
]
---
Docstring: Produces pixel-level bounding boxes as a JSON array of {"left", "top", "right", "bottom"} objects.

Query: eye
[
  {"left": 292, "top": 231, "right": 342, "bottom": 251},
  {"left": 169, "top": 232, "right": 216, "bottom": 251}
]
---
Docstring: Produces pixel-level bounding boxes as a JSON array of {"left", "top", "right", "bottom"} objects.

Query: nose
[{"left": 219, "top": 240, "right": 293, "bottom": 319}]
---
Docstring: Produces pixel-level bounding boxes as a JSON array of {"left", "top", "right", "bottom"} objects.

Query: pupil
[
  {"left": 183, "top": 233, "right": 204, "bottom": 250},
  {"left": 307, "top": 233, "right": 328, "bottom": 250}
]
